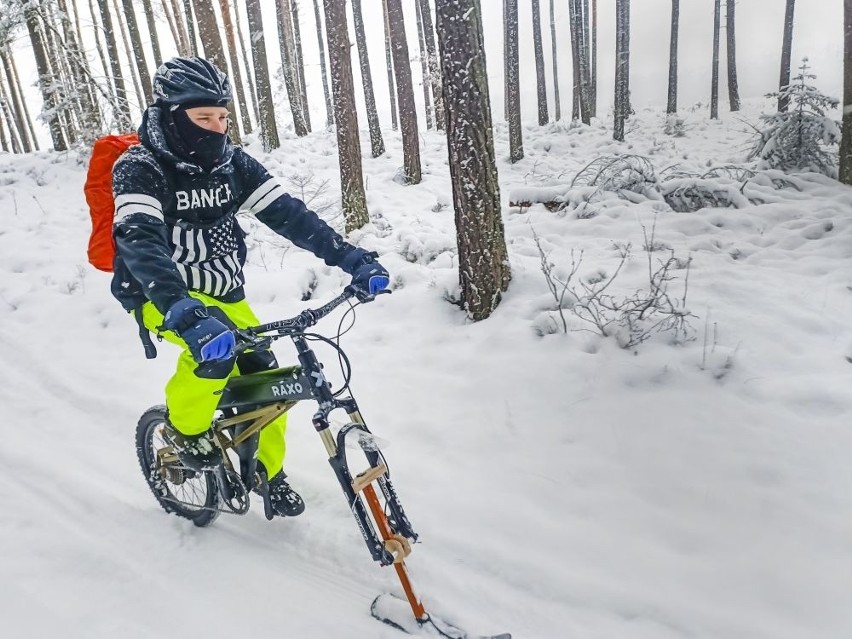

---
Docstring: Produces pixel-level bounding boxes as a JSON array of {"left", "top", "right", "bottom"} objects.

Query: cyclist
[{"left": 111, "top": 57, "right": 388, "bottom": 517}]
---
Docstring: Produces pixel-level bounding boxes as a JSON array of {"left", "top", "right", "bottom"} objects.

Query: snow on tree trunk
[
  {"left": 667, "top": 0, "right": 678, "bottom": 114},
  {"left": 504, "top": 0, "right": 523, "bottom": 162},
  {"left": 351, "top": 0, "right": 386, "bottom": 157},
  {"left": 312, "top": 0, "right": 334, "bottom": 128},
  {"left": 549, "top": 0, "right": 560, "bottom": 121},
  {"left": 245, "top": 0, "right": 280, "bottom": 151},
  {"left": 417, "top": 0, "right": 444, "bottom": 130},
  {"left": 531, "top": 0, "right": 548, "bottom": 125},
  {"left": 292, "top": 2, "right": 311, "bottom": 132},
  {"left": 386, "top": 0, "right": 421, "bottom": 184},
  {"left": 0, "top": 52, "right": 30, "bottom": 151},
  {"left": 120, "top": 0, "right": 153, "bottom": 105},
  {"left": 160, "top": 0, "right": 188, "bottom": 57},
  {"left": 323, "top": 0, "right": 369, "bottom": 231},
  {"left": 58, "top": 0, "right": 103, "bottom": 142},
  {"left": 182, "top": 0, "right": 198, "bottom": 56},
  {"left": 218, "top": 0, "right": 253, "bottom": 133},
  {"left": 779, "top": 0, "right": 795, "bottom": 112},
  {"left": 711, "top": 0, "right": 720, "bottom": 119},
  {"left": 25, "top": 5, "right": 67, "bottom": 150},
  {"left": 231, "top": 0, "right": 260, "bottom": 124},
  {"left": 381, "top": 0, "right": 398, "bottom": 132},
  {"left": 0, "top": 68, "right": 21, "bottom": 152},
  {"left": 110, "top": 0, "right": 146, "bottom": 112},
  {"left": 414, "top": 0, "right": 433, "bottom": 130},
  {"left": 726, "top": 0, "right": 740, "bottom": 112},
  {"left": 276, "top": 0, "right": 308, "bottom": 137},
  {"left": 435, "top": 0, "right": 511, "bottom": 322},
  {"left": 839, "top": 2, "right": 852, "bottom": 185},
  {"left": 578, "top": 0, "right": 592, "bottom": 124},
  {"left": 140, "top": 0, "right": 163, "bottom": 66},
  {"left": 613, "top": 0, "right": 629, "bottom": 141},
  {"left": 569, "top": 0, "right": 580, "bottom": 120},
  {"left": 590, "top": 0, "right": 597, "bottom": 117},
  {"left": 95, "top": 0, "right": 132, "bottom": 130}
]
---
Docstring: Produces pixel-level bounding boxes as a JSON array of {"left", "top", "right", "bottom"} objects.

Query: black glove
[
  {"left": 162, "top": 298, "right": 235, "bottom": 363},
  {"left": 341, "top": 250, "right": 389, "bottom": 297}
]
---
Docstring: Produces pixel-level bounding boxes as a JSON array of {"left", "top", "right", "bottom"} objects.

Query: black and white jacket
[{"left": 111, "top": 105, "right": 359, "bottom": 314}]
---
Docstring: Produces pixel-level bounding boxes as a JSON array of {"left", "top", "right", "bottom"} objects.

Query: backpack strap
[{"left": 133, "top": 306, "right": 158, "bottom": 359}]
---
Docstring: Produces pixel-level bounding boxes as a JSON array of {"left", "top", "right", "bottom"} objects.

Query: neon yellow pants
[{"left": 139, "top": 292, "right": 287, "bottom": 477}]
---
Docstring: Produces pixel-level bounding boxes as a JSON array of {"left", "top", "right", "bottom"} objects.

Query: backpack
[{"left": 84, "top": 133, "right": 140, "bottom": 272}]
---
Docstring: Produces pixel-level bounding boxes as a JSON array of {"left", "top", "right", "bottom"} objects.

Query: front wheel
[{"left": 135, "top": 405, "right": 220, "bottom": 527}]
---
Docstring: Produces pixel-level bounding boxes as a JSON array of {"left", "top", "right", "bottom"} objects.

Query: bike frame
[{"left": 207, "top": 289, "right": 429, "bottom": 623}]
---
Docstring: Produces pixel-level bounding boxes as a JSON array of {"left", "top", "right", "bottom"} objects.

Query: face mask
[{"left": 170, "top": 108, "right": 228, "bottom": 171}]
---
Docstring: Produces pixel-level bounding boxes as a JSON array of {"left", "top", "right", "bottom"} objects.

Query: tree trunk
[
  {"left": 276, "top": 0, "right": 308, "bottom": 136},
  {"left": 435, "top": 0, "right": 510, "bottom": 322},
  {"left": 231, "top": 0, "right": 260, "bottom": 124},
  {"left": 351, "top": 0, "right": 385, "bottom": 157},
  {"left": 531, "top": 0, "right": 548, "bottom": 125},
  {"left": 590, "top": 0, "right": 597, "bottom": 117},
  {"left": 779, "top": 0, "right": 795, "bottom": 112},
  {"left": 163, "top": 0, "right": 189, "bottom": 56},
  {"left": 839, "top": 0, "right": 852, "bottom": 185},
  {"left": 504, "top": 0, "right": 523, "bottom": 162},
  {"left": 182, "top": 0, "right": 199, "bottom": 56},
  {"left": 1, "top": 51, "right": 32, "bottom": 151},
  {"left": 417, "top": 0, "right": 444, "bottom": 130},
  {"left": 291, "top": 2, "right": 311, "bottom": 132},
  {"left": 725, "top": 0, "right": 739, "bottom": 111},
  {"left": 386, "top": 0, "right": 421, "bottom": 184},
  {"left": 25, "top": 5, "right": 67, "bottom": 150},
  {"left": 667, "top": 0, "right": 679, "bottom": 114},
  {"left": 323, "top": 0, "right": 369, "bottom": 231},
  {"left": 95, "top": 0, "right": 132, "bottom": 129},
  {"left": 0, "top": 70, "right": 22, "bottom": 153},
  {"left": 313, "top": 0, "right": 334, "bottom": 128},
  {"left": 9, "top": 53, "right": 39, "bottom": 150},
  {"left": 218, "top": 0, "right": 253, "bottom": 133},
  {"left": 577, "top": 0, "right": 592, "bottom": 124},
  {"left": 245, "top": 0, "right": 279, "bottom": 150},
  {"left": 58, "top": 0, "right": 102, "bottom": 140},
  {"left": 111, "top": 0, "right": 146, "bottom": 112},
  {"left": 549, "top": 0, "right": 560, "bottom": 121},
  {"left": 711, "top": 0, "right": 720, "bottom": 119},
  {"left": 568, "top": 0, "right": 580, "bottom": 120},
  {"left": 120, "top": 0, "right": 153, "bottom": 105},
  {"left": 140, "top": 0, "right": 163, "bottom": 66},
  {"left": 382, "top": 0, "right": 398, "bottom": 131},
  {"left": 414, "top": 0, "right": 433, "bottom": 130},
  {"left": 613, "top": 0, "right": 628, "bottom": 141}
]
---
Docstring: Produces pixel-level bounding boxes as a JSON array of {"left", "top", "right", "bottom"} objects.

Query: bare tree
[
  {"left": 840, "top": 0, "right": 852, "bottom": 185},
  {"left": 0, "top": 50, "right": 32, "bottom": 151},
  {"left": 161, "top": 0, "right": 188, "bottom": 56},
  {"left": 140, "top": 0, "right": 163, "bottom": 66},
  {"left": 414, "top": 0, "right": 433, "bottom": 129},
  {"left": 291, "top": 1, "right": 311, "bottom": 132},
  {"left": 95, "top": 0, "right": 132, "bottom": 128},
  {"left": 351, "top": 0, "right": 385, "bottom": 156},
  {"left": 0, "top": 64, "right": 21, "bottom": 152},
  {"left": 323, "top": 0, "right": 369, "bottom": 231},
  {"left": 246, "top": 0, "right": 279, "bottom": 150},
  {"left": 381, "top": 0, "right": 398, "bottom": 131},
  {"left": 569, "top": 0, "right": 580, "bottom": 120},
  {"left": 504, "top": 0, "right": 523, "bottom": 162},
  {"left": 312, "top": 0, "right": 333, "bottom": 127},
  {"left": 276, "top": 0, "right": 308, "bottom": 136},
  {"left": 231, "top": 0, "right": 259, "bottom": 123},
  {"left": 57, "top": 0, "right": 102, "bottom": 139},
  {"left": 726, "top": 0, "right": 739, "bottom": 111},
  {"left": 779, "top": 0, "right": 795, "bottom": 111},
  {"left": 417, "top": 0, "right": 444, "bottom": 129},
  {"left": 578, "top": 0, "right": 592, "bottom": 124},
  {"left": 182, "top": 0, "right": 198, "bottom": 56},
  {"left": 111, "top": 0, "right": 146, "bottom": 110},
  {"left": 218, "top": 0, "right": 252, "bottom": 132},
  {"left": 613, "top": 0, "right": 629, "bottom": 141},
  {"left": 120, "top": 0, "right": 153, "bottom": 104},
  {"left": 435, "top": 0, "right": 510, "bottom": 322},
  {"left": 386, "top": 0, "right": 421, "bottom": 184},
  {"left": 531, "top": 0, "right": 548, "bottom": 125},
  {"left": 24, "top": 3, "right": 67, "bottom": 149},
  {"left": 667, "top": 0, "right": 679, "bottom": 114},
  {"left": 711, "top": 0, "right": 720, "bottom": 119},
  {"left": 590, "top": 0, "right": 597, "bottom": 117},
  {"left": 549, "top": 0, "right": 560, "bottom": 121}
]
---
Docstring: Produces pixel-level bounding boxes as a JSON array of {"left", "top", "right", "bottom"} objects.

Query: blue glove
[
  {"left": 349, "top": 252, "right": 389, "bottom": 296},
  {"left": 162, "top": 298, "right": 235, "bottom": 363}
]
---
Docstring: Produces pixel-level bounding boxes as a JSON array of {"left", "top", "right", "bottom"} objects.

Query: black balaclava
[{"left": 163, "top": 101, "right": 229, "bottom": 171}]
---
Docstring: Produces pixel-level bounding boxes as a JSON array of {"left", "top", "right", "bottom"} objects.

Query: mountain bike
[{"left": 135, "top": 287, "right": 510, "bottom": 639}]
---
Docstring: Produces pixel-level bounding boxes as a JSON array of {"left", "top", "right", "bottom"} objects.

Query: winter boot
[
  {"left": 256, "top": 463, "right": 305, "bottom": 517},
  {"left": 165, "top": 421, "right": 222, "bottom": 471}
]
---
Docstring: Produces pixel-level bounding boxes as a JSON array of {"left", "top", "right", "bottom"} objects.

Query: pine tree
[
  {"left": 779, "top": 0, "right": 795, "bottom": 112},
  {"left": 504, "top": 0, "right": 523, "bottom": 162},
  {"left": 351, "top": 0, "right": 385, "bottom": 156},
  {"left": 750, "top": 60, "right": 841, "bottom": 177},
  {"left": 531, "top": 0, "right": 548, "bottom": 125},
  {"left": 840, "top": 0, "right": 852, "bottom": 185},
  {"left": 726, "top": 0, "right": 740, "bottom": 111},
  {"left": 246, "top": 0, "right": 279, "bottom": 151},
  {"left": 667, "top": 0, "right": 678, "bottom": 114},
  {"left": 386, "top": 0, "right": 421, "bottom": 184},
  {"left": 710, "top": 0, "right": 720, "bottom": 119}
]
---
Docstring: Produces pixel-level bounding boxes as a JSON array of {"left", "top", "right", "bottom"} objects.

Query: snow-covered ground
[{"left": 2, "top": 101, "right": 852, "bottom": 639}]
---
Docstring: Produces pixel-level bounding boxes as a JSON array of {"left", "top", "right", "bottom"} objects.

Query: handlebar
[{"left": 231, "top": 285, "right": 389, "bottom": 356}]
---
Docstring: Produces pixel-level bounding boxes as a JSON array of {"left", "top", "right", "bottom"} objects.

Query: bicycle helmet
[{"left": 152, "top": 57, "right": 232, "bottom": 107}]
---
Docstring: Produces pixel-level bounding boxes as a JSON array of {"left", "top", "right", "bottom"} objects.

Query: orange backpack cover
[{"left": 84, "top": 133, "right": 140, "bottom": 272}]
